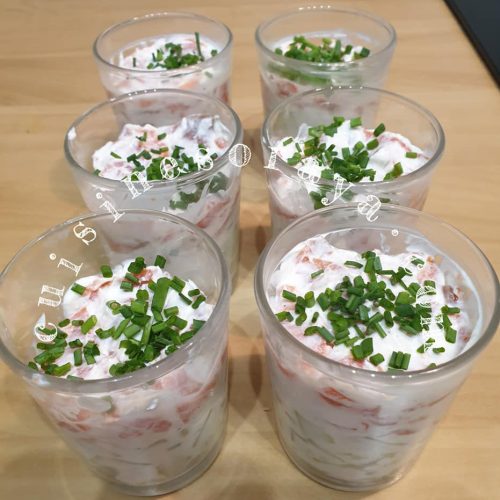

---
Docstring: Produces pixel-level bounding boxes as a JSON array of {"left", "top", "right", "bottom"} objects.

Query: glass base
[
  {"left": 278, "top": 432, "right": 405, "bottom": 492},
  {"left": 96, "top": 432, "right": 225, "bottom": 496}
]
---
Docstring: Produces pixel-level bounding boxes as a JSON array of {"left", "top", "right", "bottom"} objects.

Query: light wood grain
[{"left": 0, "top": 0, "right": 499, "bottom": 499}]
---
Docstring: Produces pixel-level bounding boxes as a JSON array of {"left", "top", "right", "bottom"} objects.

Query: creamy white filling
[
  {"left": 275, "top": 120, "right": 427, "bottom": 182},
  {"left": 117, "top": 34, "right": 219, "bottom": 70},
  {"left": 268, "top": 234, "right": 472, "bottom": 371},
  {"left": 92, "top": 116, "right": 231, "bottom": 181},
  {"left": 39, "top": 259, "right": 214, "bottom": 380}
]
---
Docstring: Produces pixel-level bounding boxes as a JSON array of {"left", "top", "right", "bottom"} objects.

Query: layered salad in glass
[{"left": 95, "top": 12, "right": 232, "bottom": 102}]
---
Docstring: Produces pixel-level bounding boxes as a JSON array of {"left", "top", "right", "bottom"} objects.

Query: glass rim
[
  {"left": 255, "top": 5, "right": 396, "bottom": 70},
  {"left": 93, "top": 11, "right": 233, "bottom": 76},
  {"left": 64, "top": 88, "right": 243, "bottom": 189},
  {"left": 254, "top": 203, "right": 500, "bottom": 381},
  {"left": 0, "top": 209, "right": 230, "bottom": 393},
  {"left": 261, "top": 85, "right": 445, "bottom": 188}
]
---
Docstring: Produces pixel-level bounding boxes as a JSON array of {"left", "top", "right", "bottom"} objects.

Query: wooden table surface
[{"left": 0, "top": 0, "right": 499, "bottom": 499}]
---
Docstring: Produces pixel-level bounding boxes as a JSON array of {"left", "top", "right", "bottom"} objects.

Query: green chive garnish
[
  {"left": 350, "top": 117, "right": 362, "bottom": 128},
  {"left": 282, "top": 290, "right": 297, "bottom": 302},
  {"left": 120, "top": 281, "right": 133, "bottom": 292},
  {"left": 81, "top": 315, "right": 97, "bottom": 334},
  {"left": 276, "top": 311, "right": 293, "bottom": 322},
  {"left": 71, "top": 283, "right": 86, "bottom": 295},
  {"left": 154, "top": 255, "right": 166, "bottom": 269},
  {"left": 101, "top": 265, "right": 113, "bottom": 278},
  {"left": 344, "top": 260, "right": 363, "bottom": 269},
  {"left": 311, "top": 269, "right": 324, "bottom": 279},
  {"left": 373, "top": 123, "right": 385, "bottom": 137},
  {"left": 369, "top": 353, "right": 384, "bottom": 366}
]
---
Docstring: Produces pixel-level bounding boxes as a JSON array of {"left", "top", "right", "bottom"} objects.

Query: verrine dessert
[
  {"left": 65, "top": 90, "right": 242, "bottom": 282},
  {"left": 94, "top": 12, "right": 232, "bottom": 102},
  {"left": 0, "top": 211, "right": 231, "bottom": 495},
  {"left": 262, "top": 87, "right": 444, "bottom": 235},
  {"left": 255, "top": 205, "right": 499, "bottom": 491},
  {"left": 255, "top": 6, "right": 396, "bottom": 114}
]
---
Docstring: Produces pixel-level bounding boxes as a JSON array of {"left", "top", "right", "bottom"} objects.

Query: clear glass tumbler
[
  {"left": 255, "top": 204, "right": 499, "bottom": 491},
  {"left": 65, "top": 89, "right": 242, "bottom": 282},
  {"left": 94, "top": 12, "right": 233, "bottom": 103},
  {"left": 0, "top": 210, "right": 230, "bottom": 496},
  {"left": 261, "top": 86, "right": 445, "bottom": 236},
  {"left": 255, "top": 6, "right": 396, "bottom": 115}
]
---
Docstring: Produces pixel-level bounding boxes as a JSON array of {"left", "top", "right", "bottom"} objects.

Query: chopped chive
[
  {"left": 125, "top": 272, "right": 139, "bottom": 283},
  {"left": 164, "top": 306, "right": 179, "bottom": 317},
  {"left": 110, "top": 152, "right": 122, "bottom": 159},
  {"left": 192, "top": 319, "right": 206, "bottom": 332},
  {"left": 276, "top": 311, "right": 293, "bottom": 322},
  {"left": 344, "top": 260, "right": 363, "bottom": 269},
  {"left": 84, "top": 352, "right": 96, "bottom": 365},
  {"left": 58, "top": 318, "right": 70, "bottom": 328},
  {"left": 304, "top": 326, "right": 319, "bottom": 336},
  {"left": 120, "top": 281, "right": 133, "bottom": 292},
  {"left": 401, "top": 353, "right": 411, "bottom": 370},
  {"left": 369, "top": 353, "right": 384, "bottom": 366},
  {"left": 317, "top": 293, "right": 330, "bottom": 311},
  {"left": 74, "top": 349, "right": 82, "bottom": 366},
  {"left": 154, "top": 255, "right": 166, "bottom": 269},
  {"left": 311, "top": 269, "right": 324, "bottom": 279},
  {"left": 192, "top": 295, "right": 205, "bottom": 309},
  {"left": 295, "top": 313, "right": 307, "bottom": 326},
  {"left": 442, "top": 305, "right": 460, "bottom": 315},
  {"left": 350, "top": 117, "right": 362, "bottom": 128},
  {"left": 373, "top": 123, "right": 385, "bottom": 137},
  {"left": 351, "top": 344, "right": 365, "bottom": 360},
  {"left": 100, "top": 265, "right": 113, "bottom": 278},
  {"left": 114, "top": 318, "right": 130, "bottom": 339},
  {"left": 445, "top": 328, "right": 457, "bottom": 343},
  {"left": 81, "top": 315, "right": 97, "bottom": 334},
  {"left": 359, "top": 47, "right": 370, "bottom": 58},
  {"left": 188, "top": 288, "right": 200, "bottom": 297},
  {"left": 405, "top": 151, "right": 418, "bottom": 159},
  {"left": 131, "top": 301, "right": 147, "bottom": 315},
  {"left": 194, "top": 31, "right": 204, "bottom": 61},
  {"left": 152, "top": 277, "right": 169, "bottom": 312},
  {"left": 140, "top": 320, "right": 152, "bottom": 346},
  {"left": 317, "top": 327, "right": 334, "bottom": 343},
  {"left": 157, "top": 133, "right": 167, "bottom": 141},
  {"left": 384, "top": 162, "right": 403, "bottom": 181},
  {"left": 361, "top": 337, "right": 373, "bottom": 356},
  {"left": 179, "top": 293, "right": 192, "bottom": 305},
  {"left": 282, "top": 290, "right": 297, "bottom": 302},
  {"left": 366, "top": 139, "right": 379, "bottom": 150},
  {"left": 123, "top": 324, "right": 142, "bottom": 339},
  {"left": 71, "top": 283, "right": 86, "bottom": 295},
  {"left": 304, "top": 291, "right": 315, "bottom": 308},
  {"left": 433, "top": 347, "right": 445, "bottom": 354}
]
